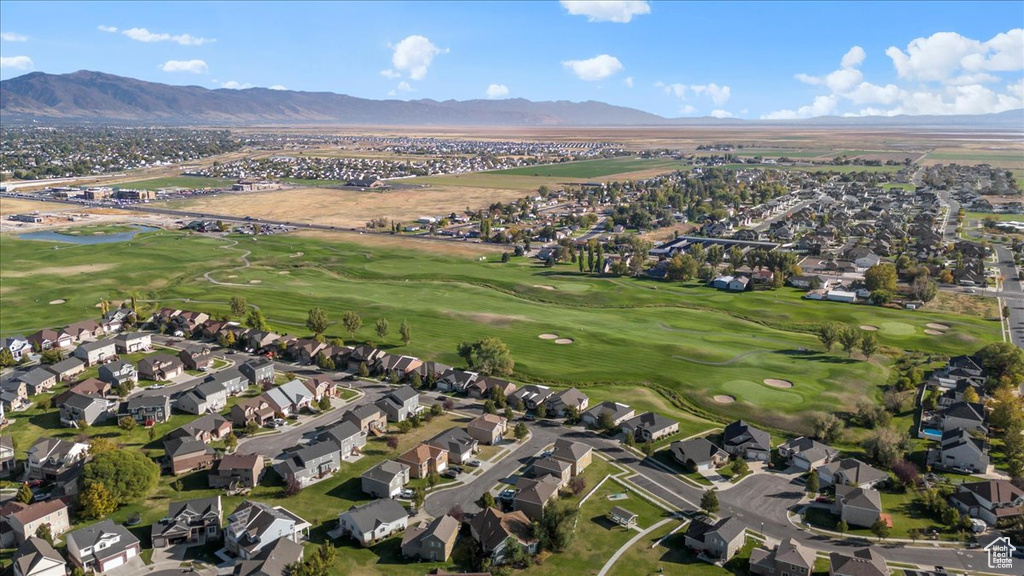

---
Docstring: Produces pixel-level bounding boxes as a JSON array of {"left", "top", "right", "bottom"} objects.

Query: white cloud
[
  {"left": 98, "top": 25, "right": 118, "bottom": 33},
  {"left": 840, "top": 46, "right": 866, "bottom": 69},
  {"left": 486, "top": 83, "right": 509, "bottom": 98},
  {"left": 690, "top": 83, "right": 731, "bottom": 106},
  {"left": 160, "top": 59, "right": 209, "bottom": 74},
  {"left": 658, "top": 82, "right": 686, "bottom": 98},
  {"left": 563, "top": 54, "right": 623, "bottom": 81},
  {"left": 1, "top": 32, "right": 28, "bottom": 42},
  {"left": 795, "top": 73, "right": 821, "bottom": 85},
  {"left": 679, "top": 104, "right": 697, "bottom": 114},
  {"left": 886, "top": 29, "right": 1023, "bottom": 82},
  {"left": 1008, "top": 79, "right": 1024, "bottom": 100},
  {"left": 948, "top": 73, "right": 1000, "bottom": 86},
  {"left": 269, "top": 85, "right": 288, "bottom": 91},
  {"left": 123, "top": 27, "right": 215, "bottom": 46},
  {"left": 762, "top": 95, "right": 838, "bottom": 120},
  {"left": 0, "top": 56, "right": 33, "bottom": 70},
  {"left": 710, "top": 109, "right": 734, "bottom": 118},
  {"left": 390, "top": 35, "right": 446, "bottom": 81},
  {"left": 560, "top": 0, "right": 650, "bottom": 23},
  {"left": 221, "top": 80, "right": 253, "bottom": 89},
  {"left": 623, "top": 76, "right": 634, "bottom": 88},
  {"left": 380, "top": 69, "right": 401, "bottom": 79},
  {"left": 396, "top": 81, "right": 413, "bottom": 92}
]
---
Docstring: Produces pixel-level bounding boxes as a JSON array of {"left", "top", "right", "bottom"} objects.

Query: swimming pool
[{"left": 922, "top": 427, "right": 942, "bottom": 437}]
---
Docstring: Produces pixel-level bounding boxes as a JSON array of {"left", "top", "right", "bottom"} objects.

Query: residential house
[
  {"left": 531, "top": 457, "right": 572, "bottom": 488},
  {"left": 209, "top": 453, "right": 265, "bottom": 492},
  {"left": 62, "top": 320, "right": 104, "bottom": 342},
  {"left": 467, "top": 376, "right": 516, "bottom": 400},
  {"left": 951, "top": 480, "right": 1024, "bottom": 526},
  {"left": 375, "top": 386, "right": 420, "bottom": 422},
  {"left": 127, "top": 395, "right": 170, "bottom": 425},
  {"left": 59, "top": 393, "right": 112, "bottom": 427},
  {"left": 239, "top": 358, "right": 275, "bottom": 386},
  {"left": 26, "top": 438, "right": 89, "bottom": 480},
  {"left": 337, "top": 499, "right": 409, "bottom": 546},
  {"left": 510, "top": 385, "right": 553, "bottom": 410},
  {"left": 44, "top": 357, "right": 86, "bottom": 382},
  {"left": 722, "top": 420, "right": 771, "bottom": 462},
  {"left": 582, "top": 401, "right": 635, "bottom": 429},
  {"left": 113, "top": 332, "right": 151, "bottom": 354},
  {"left": 427, "top": 428, "right": 478, "bottom": 464},
  {"left": 683, "top": 516, "right": 746, "bottom": 561},
  {"left": 621, "top": 412, "right": 680, "bottom": 443},
  {"left": 178, "top": 381, "right": 229, "bottom": 415},
  {"left": 727, "top": 276, "right": 751, "bottom": 292},
  {"left": 97, "top": 360, "right": 136, "bottom": 388},
  {"left": 4, "top": 499, "right": 70, "bottom": 545},
  {"left": 15, "top": 369, "right": 57, "bottom": 396},
  {"left": 342, "top": 405, "right": 388, "bottom": 436},
  {"left": 436, "top": 369, "right": 479, "bottom": 394},
  {"left": 318, "top": 421, "right": 367, "bottom": 459},
  {"left": 178, "top": 344, "right": 214, "bottom": 371},
  {"left": 398, "top": 443, "right": 448, "bottom": 479},
  {"left": 138, "top": 354, "right": 184, "bottom": 381},
  {"left": 164, "top": 436, "right": 216, "bottom": 475},
  {"left": 13, "top": 537, "right": 66, "bottom": 576},
  {"left": 401, "top": 515, "right": 460, "bottom": 562},
  {"left": 550, "top": 439, "right": 592, "bottom": 476},
  {"left": 264, "top": 379, "right": 316, "bottom": 417},
  {"left": 942, "top": 401, "right": 988, "bottom": 434},
  {"left": 66, "top": 520, "right": 141, "bottom": 573},
  {"left": 361, "top": 460, "right": 411, "bottom": 498},
  {"left": 380, "top": 354, "right": 424, "bottom": 381},
  {"left": 749, "top": 537, "right": 816, "bottom": 576},
  {"left": 151, "top": 496, "right": 222, "bottom": 548},
  {"left": 100, "top": 306, "right": 133, "bottom": 333},
  {"left": 469, "top": 507, "right": 538, "bottom": 565},
  {"left": 53, "top": 378, "right": 110, "bottom": 405},
  {"left": 242, "top": 331, "right": 281, "bottom": 353},
  {"left": 3, "top": 336, "right": 31, "bottom": 363},
  {"left": 514, "top": 475, "right": 561, "bottom": 520},
  {"left": 777, "top": 437, "right": 839, "bottom": 471},
  {"left": 828, "top": 548, "right": 890, "bottom": 576},
  {"left": 233, "top": 538, "right": 304, "bottom": 576},
  {"left": 834, "top": 485, "right": 883, "bottom": 528},
  {"left": 467, "top": 414, "right": 507, "bottom": 445},
  {"left": 230, "top": 397, "right": 275, "bottom": 428},
  {"left": 670, "top": 438, "right": 729, "bottom": 472},
  {"left": 204, "top": 368, "right": 249, "bottom": 396},
  {"left": 225, "top": 501, "right": 310, "bottom": 560},
  {"left": 306, "top": 377, "right": 337, "bottom": 400},
  {"left": 817, "top": 458, "right": 888, "bottom": 489},
  {"left": 28, "top": 329, "right": 72, "bottom": 351},
  {"left": 934, "top": 427, "right": 990, "bottom": 474},
  {"left": 0, "top": 436, "right": 15, "bottom": 478},
  {"left": 414, "top": 361, "right": 452, "bottom": 383},
  {"left": 1, "top": 380, "right": 29, "bottom": 412},
  {"left": 72, "top": 341, "right": 116, "bottom": 367},
  {"left": 275, "top": 441, "right": 342, "bottom": 488}
]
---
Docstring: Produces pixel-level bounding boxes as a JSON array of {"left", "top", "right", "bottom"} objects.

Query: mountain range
[{"left": 1, "top": 70, "right": 1022, "bottom": 128}]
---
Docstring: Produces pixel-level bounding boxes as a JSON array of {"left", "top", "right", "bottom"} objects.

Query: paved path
[{"left": 596, "top": 517, "right": 676, "bottom": 576}]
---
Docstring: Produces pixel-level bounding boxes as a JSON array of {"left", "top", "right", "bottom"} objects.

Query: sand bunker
[
  {"left": 49, "top": 299, "right": 66, "bottom": 305},
  {"left": 926, "top": 323, "right": 950, "bottom": 330},
  {"left": 714, "top": 395, "right": 736, "bottom": 404},
  {"left": 249, "top": 280, "right": 262, "bottom": 284},
  {"left": 290, "top": 252, "right": 304, "bottom": 258},
  {"left": 554, "top": 338, "right": 574, "bottom": 344},
  {"left": 859, "top": 325, "right": 879, "bottom": 331},
  {"left": 924, "top": 329, "right": 944, "bottom": 335},
  {"left": 227, "top": 275, "right": 238, "bottom": 278},
  {"left": 279, "top": 271, "right": 290, "bottom": 275},
  {"left": 533, "top": 285, "right": 556, "bottom": 290},
  {"left": 538, "top": 334, "right": 559, "bottom": 340},
  {"left": 763, "top": 379, "right": 794, "bottom": 388}
]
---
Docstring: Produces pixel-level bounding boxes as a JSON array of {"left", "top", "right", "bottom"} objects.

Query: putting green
[
  {"left": 879, "top": 321, "right": 916, "bottom": 336},
  {"left": 721, "top": 379, "right": 804, "bottom": 407}
]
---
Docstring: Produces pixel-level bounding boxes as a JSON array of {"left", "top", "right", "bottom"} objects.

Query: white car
[
  {"left": 147, "top": 384, "right": 164, "bottom": 390},
  {"left": 399, "top": 488, "right": 415, "bottom": 499}
]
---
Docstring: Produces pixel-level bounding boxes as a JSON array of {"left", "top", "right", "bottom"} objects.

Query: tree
[
  {"left": 806, "top": 470, "right": 820, "bottom": 494},
  {"left": 864, "top": 263, "right": 898, "bottom": 292},
  {"left": 385, "top": 435, "right": 399, "bottom": 450},
  {"left": 375, "top": 318, "right": 390, "bottom": 340},
  {"left": 306, "top": 307, "right": 330, "bottom": 336},
  {"left": 427, "top": 471, "right": 440, "bottom": 489},
  {"left": 641, "top": 440, "right": 654, "bottom": 457},
  {"left": 16, "top": 482, "right": 33, "bottom": 504},
  {"left": 892, "top": 460, "right": 919, "bottom": 488},
  {"left": 818, "top": 323, "right": 839, "bottom": 352},
  {"left": 535, "top": 402, "right": 547, "bottom": 419},
  {"left": 224, "top": 432, "right": 238, "bottom": 452},
  {"left": 0, "top": 348, "right": 14, "bottom": 367},
  {"left": 869, "top": 289, "right": 893, "bottom": 306},
  {"left": 284, "top": 477, "right": 302, "bottom": 497},
  {"left": 963, "top": 386, "right": 980, "bottom": 404},
  {"left": 457, "top": 337, "right": 514, "bottom": 376},
  {"left": 976, "top": 342, "right": 1024, "bottom": 391},
  {"left": 81, "top": 482, "right": 118, "bottom": 519},
  {"left": 870, "top": 519, "right": 890, "bottom": 541},
  {"left": 597, "top": 410, "right": 616, "bottom": 432},
  {"left": 666, "top": 253, "right": 698, "bottom": 281},
  {"left": 839, "top": 326, "right": 859, "bottom": 357},
  {"left": 860, "top": 332, "right": 878, "bottom": 359},
  {"left": 536, "top": 500, "right": 579, "bottom": 552},
  {"left": 479, "top": 491, "right": 496, "bottom": 509},
  {"left": 118, "top": 416, "right": 137, "bottom": 431},
  {"left": 244, "top": 420, "right": 259, "bottom": 435},
  {"left": 40, "top": 348, "right": 64, "bottom": 364},
  {"left": 318, "top": 396, "right": 332, "bottom": 411},
  {"left": 35, "top": 523, "right": 54, "bottom": 546},
  {"left": 431, "top": 403, "right": 444, "bottom": 417},
  {"left": 700, "top": 488, "right": 719, "bottom": 516},
  {"left": 940, "top": 269, "right": 954, "bottom": 284},
  {"left": 514, "top": 422, "right": 529, "bottom": 440},
  {"left": 230, "top": 295, "right": 248, "bottom": 318},
  {"left": 400, "top": 319, "right": 412, "bottom": 346},
  {"left": 245, "top": 308, "right": 269, "bottom": 331},
  {"left": 483, "top": 400, "right": 496, "bottom": 414},
  {"left": 569, "top": 476, "right": 587, "bottom": 496},
  {"left": 836, "top": 520, "right": 848, "bottom": 536},
  {"left": 812, "top": 413, "right": 844, "bottom": 444},
  {"left": 863, "top": 427, "right": 911, "bottom": 469},
  {"left": 413, "top": 487, "right": 426, "bottom": 510},
  {"left": 732, "top": 457, "right": 749, "bottom": 476},
  {"left": 342, "top": 310, "right": 362, "bottom": 338},
  {"left": 81, "top": 450, "right": 159, "bottom": 504},
  {"left": 912, "top": 276, "right": 938, "bottom": 302},
  {"left": 623, "top": 430, "right": 636, "bottom": 448},
  {"left": 908, "top": 527, "right": 921, "bottom": 543}
]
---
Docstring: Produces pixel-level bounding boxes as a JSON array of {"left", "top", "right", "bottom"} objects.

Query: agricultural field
[
  {"left": 115, "top": 175, "right": 235, "bottom": 190},
  {"left": 0, "top": 229, "right": 1001, "bottom": 434}
]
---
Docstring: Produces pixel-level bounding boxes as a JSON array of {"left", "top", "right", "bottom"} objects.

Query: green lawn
[
  {"left": 803, "top": 486, "right": 954, "bottom": 541},
  {"left": 115, "top": 176, "right": 234, "bottom": 190},
  {"left": 56, "top": 224, "right": 141, "bottom": 236},
  {"left": 606, "top": 521, "right": 758, "bottom": 576},
  {"left": 486, "top": 157, "right": 688, "bottom": 179}
]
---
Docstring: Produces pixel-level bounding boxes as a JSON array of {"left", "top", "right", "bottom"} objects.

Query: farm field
[
  {"left": 488, "top": 156, "right": 688, "bottom": 178},
  {"left": 115, "top": 175, "right": 235, "bottom": 190},
  {"left": 0, "top": 229, "right": 1001, "bottom": 433}
]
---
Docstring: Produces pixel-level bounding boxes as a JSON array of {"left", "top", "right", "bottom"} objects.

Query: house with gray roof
[
  {"left": 113, "top": 332, "right": 151, "bottom": 354},
  {"left": 151, "top": 496, "right": 223, "bottom": 548},
  {"left": 550, "top": 438, "right": 592, "bottom": 476},
  {"left": 469, "top": 507, "right": 538, "bottom": 564},
  {"left": 225, "top": 501, "right": 310, "bottom": 560},
  {"left": 66, "top": 519, "right": 141, "bottom": 573},
  {"left": 342, "top": 404, "right": 388, "bottom": 435},
  {"left": 670, "top": 438, "right": 729, "bottom": 472},
  {"left": 98, "top": 360, "right": 136, "bottom": 388},
  {"left": 337, "top": 499, "right": 409, "bottom": 546},
  {"left": 777, "top": 436, "right": 838, "bottom": 471},
  {"left": 426, "top": 427, "right": 478, "bottom": 464},
  {"left": 14, "top": 537, "right": 66, "bottom": 576},
  {"left": 264, "top": 379, "right": 315, "bottom": 417},
  {"left": 816, "top": 458, "right": 887, "bottom": 489},
  {"left": 44, "top": 357, "right": 86, "bottom": 382},
  {"left": 14, "top": 368, "right": 57, "bottom": 396},
  {"left": 178, "top": 343, "right": 214, "bottom": 371},
  {"left": 274, "top": 441, "right": 342, "bottom": 489},
  {"left": 621, "top": 412, "right": 679, "bottom": 443},
  {"left": 942, "top": 401, "right": 988, "bottom": 435},
  {"left": 233, "top": 537, "right": 304, "bottom": 576},
  {"left": 239, "top": 358, "right": 275, "bottom": 386},
  {"left": 127, "top": 395, "right": 170, "bottom": 424},
  {"left": 204, "top": 367, "right": 249, "bottom": 395},
  {"left": 375, "top": 385, "right": 420, "bottom": 422},
  {"left": 137, "top": 354, "right": 184, "bottom": 381},
  {"left": 582, "top": 401, "right": 634, "bottom": 429},
  {"left": 318, "top": 420, "right": 367, "bottom": 459},
  {"left": 178, "top": 381, "right": 229, "bottom": 415},
  {"left": 72, "top": 340, "right": 116, "bottom": 367},
  {"left": 511, "top": 385, "right": 553, "bottom": 410},
  {"left": 401, "top": 514, "right": 460, "bottom": 562},
  {"left": 933, "top": 427, "right": 990, "bottom": 474},
  {"left": 683, "top": 516, "right": 746, "bottom": 561},
  {"left": 828, "top": 547, "right": 890, "bottom": 576},
  {"left": 723, "top": 420, "right": 771, "bottom": 461},
  {"left": 513, "top": 475, "right": 560, "bottom": 520},
  {"left": 835, "top": 485, "right": 883, "bottom": 527},
  {"left": 749, "top": 537, "right": 816, "bottom": 576},
  {"left": 361, "top": 460, "right": 410, "bottom": 498},
  {"left": 59, "top": 393, "right": 112, "bottom": 427}
]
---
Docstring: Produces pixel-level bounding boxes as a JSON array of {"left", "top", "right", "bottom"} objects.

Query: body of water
[{"left": 17, "top": 225, "right": 159, "bottom": 244}]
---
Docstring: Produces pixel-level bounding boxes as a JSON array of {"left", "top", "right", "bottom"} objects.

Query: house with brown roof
[
  {"left": 178, "top": 344, "right": 214, "bottom": 371},
  {"left": 402, "top": 515, "right": 460, "bottom": 562},
  {"left": 469, "top": 507, "right": 538, "bottom": 565},
  {"left": 550, "top": 438, "right": 592, "bottom": 476},
  {"left": 209, "top": 453, "right": 265, "bottom": 492},
  {"left": 164, "top": 436, "right": 216, "bottom": 475},
  {"left": 342, "top": 405, "right": 388, "bottom": 435},
  {"left": 3, "top": 499, "right": 70, "bottom": 545},
  {"left": 828, "top": 548, "right": 890, "bottom": 576},
  {"left": 62, "top": 320, "right": 104, "bottom": 342},
  {"left": 467, "top": 413, "right": 507, "bottom": 445},
  {"left": 531, "top": 457, "right": 572, "bottom": 488},
  {"left": 27, "top": 329, "right": 72, "bottom": 352},
  {"left": 951, "top": 479, "right": 1024, "bottom": 526},
  {"left": 398, "top": 443, "right": 448, "bottom": 479},
  {"left": 13, "top": 537, "right": 66, "bottom": 576},
  {"left": 749, "top": 537, "right": 816, "bottom": 576},
  {"left": 231, "top": 397, "right": 275, "bottom": 428},
  {"left": 513, "top": 475, "right": 561, "bottom": 520},
  {"left": 138, "top": 354, "right": 185, "bottom": 381}
]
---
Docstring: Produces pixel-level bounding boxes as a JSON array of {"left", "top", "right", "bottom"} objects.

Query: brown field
[
  {"left": 929, "top": 291, "right": 999, "bottom": 319},
  {"left": 0, "top": 198, "right": 72, "bottom": 216},
  {"left": 170, "top": 184, "right": 526, "bottom": 228}
]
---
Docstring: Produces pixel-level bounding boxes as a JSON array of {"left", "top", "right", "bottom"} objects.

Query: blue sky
[{"left": 1, "top": 1, "right": 1021, "bottom": 119}]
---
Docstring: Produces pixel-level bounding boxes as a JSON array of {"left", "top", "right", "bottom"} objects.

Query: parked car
[
  {"left": 399, "top": 488, "right": 414, "bottom": 499},
  {"left": 147, "top": 384, "right": 164, "bottom": 390},
  {"left": 498, "top": 489, "right": 517, "bottom": 501},
  {"left": 467, "top": 459, "right": 482, "bottom": 468},
  {"left": 442, "top": 469, "right": 460, "bottom": 479}
]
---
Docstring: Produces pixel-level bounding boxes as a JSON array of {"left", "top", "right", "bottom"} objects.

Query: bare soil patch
[
  {"left": 533, "top": 285, "right": 556, "bottom": 291},
  {"left": 249, "top": 279, "right": 262, "bottom": 284},
  {"left": 924, "top": 329, "right": 944, "bottom": 335},
  {"left": 0, "top": 198, "right": 71, "bottom": 216},
  {"left": 763, "top": 378, "right": 794, "bottom": 389},
  {"left": 538, "top": 333, "right": 559, "bottom": 340},
  {"left": 554, "top": 338, "right": 574, "bottom": 344},
  {"left": 290, "top": 252, "right": 304, "bottom": 258},
  {"left": 859, "top": 325, "right": 879, "bottom": 331},
  {"left": 49, "top": 299, "right": 66, "bottom": 305},
  {"left": 3, "top": 263, "right": 115, "bottom": 278},
  {"left": 713, "top": 395, "right": 736, "bottom": 404},
  {"left": 926, "top": 323, "right": 950, "bottom": 330}
]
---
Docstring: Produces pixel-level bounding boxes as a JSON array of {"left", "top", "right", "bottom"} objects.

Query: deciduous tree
[
  {"left": 230, "top": 295, "right": 248, "bottom": 318},
  {"left": 306, "top": 307, "right": 330, "bottom": 336},
  {"left": 342, "top": 310, "right": 362, "bottom": 338}
]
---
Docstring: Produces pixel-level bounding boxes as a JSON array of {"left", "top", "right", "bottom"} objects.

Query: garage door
[
  {"left": 125, "top": 547, "right": 137, "bottom": 559},
  {"left": 103, "top": 555, "right": 125, "bottom": 570}
]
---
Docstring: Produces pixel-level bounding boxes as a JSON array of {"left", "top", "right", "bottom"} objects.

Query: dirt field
[
  {"left": 0, "top": 198, "right": 73, "bottom": 216},
  {"left": 170, "top": 184, "right": 527, "bottom": 228}
]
